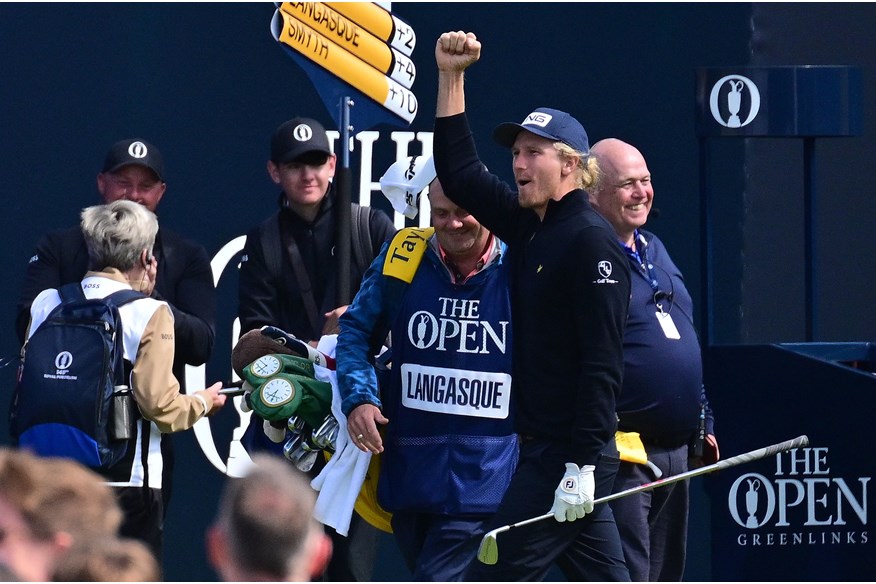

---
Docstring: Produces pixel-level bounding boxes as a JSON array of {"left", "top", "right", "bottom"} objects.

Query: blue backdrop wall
[{"left": 1, "top": 3, "right": 872, "bottom": 581}]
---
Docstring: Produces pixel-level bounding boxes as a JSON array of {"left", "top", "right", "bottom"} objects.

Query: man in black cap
[
  {"left": 433, "top": 32, "right": 632, "bottom": 581},
  {"left": 15, "top": 137, "right": 217, "bottom": 561},
  {"left": 237, "top": 117, "right": 395, "bottom": 581}
]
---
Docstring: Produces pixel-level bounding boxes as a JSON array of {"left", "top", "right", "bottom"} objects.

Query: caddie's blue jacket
[{"left": 338, "top": 234, "right": 511, "bottom": 414}]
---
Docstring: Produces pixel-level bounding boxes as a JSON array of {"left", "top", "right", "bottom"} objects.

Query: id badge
[{"left": 656, "top": 311, "right": 681, "bottom": 339}]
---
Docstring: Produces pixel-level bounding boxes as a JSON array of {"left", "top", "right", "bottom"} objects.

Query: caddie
[{"left": 335, "top": 158, "right": 518, "bottom": 582}]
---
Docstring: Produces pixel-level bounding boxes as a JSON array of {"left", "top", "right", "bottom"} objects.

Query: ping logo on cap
[
  {"left": 523, "top": 111, "right": 553, "bottom": 128},
  {"left": 293, "top": 124, "right": 314, "bottom": 142},
  {"left": 127, "top": 141, "right": 149, "bottom": 159}
]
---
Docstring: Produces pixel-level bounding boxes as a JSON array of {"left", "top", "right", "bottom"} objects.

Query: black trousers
[
  {"left": 115, "top": 484, "right": 164, "bottom": 562},
  {"left": 464, "top": 436, "right": 630, "bottom": 581},
  {"left": 610, "top": 443, "right": 690, "bottom": 581}
]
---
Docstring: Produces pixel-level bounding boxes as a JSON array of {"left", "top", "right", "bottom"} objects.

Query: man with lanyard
[
  {"left": 336, "top": 166, "right": 518, "bottom": 581},
  {"left": 589, "top": 138, "right": 719, "bottom": 581}
]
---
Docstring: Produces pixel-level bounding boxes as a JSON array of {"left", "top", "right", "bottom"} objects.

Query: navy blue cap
[{"left": 493, "top": 107, "right": 590, "bottom": 154}]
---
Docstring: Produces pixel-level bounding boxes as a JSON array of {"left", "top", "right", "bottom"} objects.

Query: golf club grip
[
  {"left": 259, "top": 325, "right": 337, "bottom": 370},
  {"left": 598, "top": 434, "right": 810, "bottom": 505},
  {"left": 714, "top": 434, "right": 809, "bottom": 471}
]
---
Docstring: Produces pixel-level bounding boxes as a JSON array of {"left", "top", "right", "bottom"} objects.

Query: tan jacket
[{"left": 27, "top": 269, "right": 211, "bottom": 487}]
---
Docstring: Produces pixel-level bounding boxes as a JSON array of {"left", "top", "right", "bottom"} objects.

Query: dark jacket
[
  {"left": 237, "top": 187, "right": 396, "bottom": 340},
  {"left": 236, "top": 185, "right": 396, "bottom": 460},
  {"left": 434, "top": 113, "right": 631, "bottom": 467}
]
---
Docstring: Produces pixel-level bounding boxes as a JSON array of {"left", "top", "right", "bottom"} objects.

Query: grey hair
[
  {"left": 80, "top": 200, "right": 157, "bottom": 271},
  {"left": 554, "top": 142, "right": 601, "bottom": 190}
]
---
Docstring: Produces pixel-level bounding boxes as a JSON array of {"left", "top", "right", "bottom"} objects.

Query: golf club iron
[{"left": 477, "top": 434, "right": 810, "bottom": 565}]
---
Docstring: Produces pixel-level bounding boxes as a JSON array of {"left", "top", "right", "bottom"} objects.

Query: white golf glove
[{"left": 550, "top": 463, "right": 595, "bottom": 522}]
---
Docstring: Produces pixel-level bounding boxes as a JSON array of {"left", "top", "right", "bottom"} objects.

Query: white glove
[{"left": 550, "top": 463, "right": 595, "bottom": 522}]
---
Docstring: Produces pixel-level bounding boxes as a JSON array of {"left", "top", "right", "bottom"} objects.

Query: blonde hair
[
  {"left": 555, "top": 142, "right": 600, "bottom": 190},
  {"left": 80, "top": 199, "right": 158, "bottom": 271}
]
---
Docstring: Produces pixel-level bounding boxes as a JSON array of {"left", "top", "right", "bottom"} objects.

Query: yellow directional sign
[
  {"left": 273, "top": 9, "right": 417, "bottom": 123},
  {"left": 328, "top": 2, "right": 416, "bottom": 57},
  {"left": 279, "top": 2, "right": 416, "bottom": 89}
]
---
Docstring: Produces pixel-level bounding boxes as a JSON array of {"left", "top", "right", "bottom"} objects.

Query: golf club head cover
[
  {"left": 241, "top": 354, "right": 333, "bottom": 428},
  {"left": 231, "top": 327, "right": 303, "bottom": 378},
  {"left": 260, "top": 325, "right": 334, "bottom": 369},
  {"left": 550, "top": 463, "right": 595, "bottom": 522}
]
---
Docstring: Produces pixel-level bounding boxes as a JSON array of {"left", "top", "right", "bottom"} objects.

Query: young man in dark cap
[
  {"left": 237, "top": 117, "right": 395, "bottom": 581},
  {"left": 433, "top": 31, "right": 632, "bottom": 580},
  {"left": 15, "top": 137, "right": 217, "bottom": 561}
]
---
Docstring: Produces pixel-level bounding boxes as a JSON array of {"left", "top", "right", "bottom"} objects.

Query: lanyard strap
[{"left": 621, "top": 231, "right": 671, "bottom": 313}]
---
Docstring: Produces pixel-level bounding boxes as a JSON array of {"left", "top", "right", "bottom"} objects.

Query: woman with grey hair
[
  {"left": 23, "top": 199, "right": 227, "bottom": 560},
  {"left": 80, "top": 198, "right": 159, "bottom": 290}
]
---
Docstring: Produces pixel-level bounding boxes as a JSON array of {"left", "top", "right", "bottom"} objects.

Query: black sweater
[{"left": 434, "top": 113, "right": 631, "bottom": 466}]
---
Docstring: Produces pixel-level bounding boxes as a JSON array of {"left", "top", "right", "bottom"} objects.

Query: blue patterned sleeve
[{"left": 336, "top": 242, "right": 396, "bottom": 416}]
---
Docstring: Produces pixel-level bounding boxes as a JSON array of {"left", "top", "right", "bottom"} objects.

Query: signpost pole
[{"left": 336, "top": 96, "right": 354, "bottom": 306}]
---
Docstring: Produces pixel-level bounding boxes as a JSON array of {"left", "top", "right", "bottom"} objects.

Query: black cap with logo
[
  {"left": 101, "top": 138, "right": 165, "bottom": 181},
  {"left": 270, "top": 117, "right": 332, "bottom": 164}
]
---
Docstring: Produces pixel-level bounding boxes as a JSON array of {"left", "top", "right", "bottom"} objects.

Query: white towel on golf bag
[{"left": 310, "top": 334, "right": 371, "bottom": 536}]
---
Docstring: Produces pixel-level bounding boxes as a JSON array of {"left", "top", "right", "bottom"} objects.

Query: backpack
[
  {"left": 260, "top": 203, "right": 374, "bottom": 281},
  {"left": 10, "top": 282, "right": 145, "bottom": 470}
]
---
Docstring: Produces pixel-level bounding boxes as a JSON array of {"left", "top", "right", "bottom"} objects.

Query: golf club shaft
[
  {"left": 600, "top": 433, "right": 810, "bottom": 506},
  {"left": 488, "top": 435, "right": 809, "bottom": 536}
]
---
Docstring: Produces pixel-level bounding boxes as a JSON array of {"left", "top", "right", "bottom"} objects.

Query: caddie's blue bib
[{"left": 379, "top": 254, "right": 517, "bottom": 515}]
